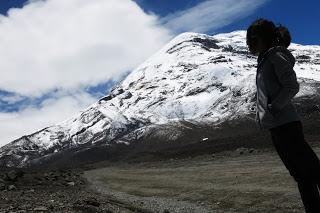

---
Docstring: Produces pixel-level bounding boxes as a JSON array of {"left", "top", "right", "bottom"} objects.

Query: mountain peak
[{"left": 1, "top": 30, "right": 320, "bottom": 168}]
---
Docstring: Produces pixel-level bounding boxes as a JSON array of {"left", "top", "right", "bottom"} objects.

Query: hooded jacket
[{"left": 255, "top": 46, "right": 301, "bottom": 130}]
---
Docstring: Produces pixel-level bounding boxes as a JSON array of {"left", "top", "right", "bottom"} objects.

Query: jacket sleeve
[{"left": 269, "top": 52, "right": 299, "bottom": 114}]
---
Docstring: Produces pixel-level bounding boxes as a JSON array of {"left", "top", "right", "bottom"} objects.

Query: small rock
[
  {"left": 211, "top": 154, "right": 216, "bottom": 158},
  {"left": 8, "top": 185, "right": 17, "bottom": 191},
  {"left": 58, "top": 194, "right": 65, "bottom": 198},
  {"left": 58, "top": 169, "right": 67, "bottom": 173},
  {"left": 48, "top": 204, "right": 54, "bottom": 210},
  {"left": 59, "top": 182, "right": 65, "bottom": 187},
  {"left": 249, "top": 148, "right": 255, "bottom": 153},
  {"left": 123, "top": 91, "right": 133, "bottom": 99},
  {"left": 66, "top": 181, "right": 75, "bottom": 186},
  {"left": 84, "top": 198, "right": 100, "bottom": 207},
  {"left": 34, "top": 176, "right": 43, "bottom": 181},
  {"left": 6, "top": 170, "right": 24, "bottom": 182},
  {"left": 20, "top": 204, "right": 32, "bottom": 210},
  {"left": 0, "top": 181, "right": 6, "bottom": 190},
  {"left": 33, "top": 206, "right": 48, "bottom": 211},
  {"left": 236, "top": 147, "right": 249, "bottom": 155}
]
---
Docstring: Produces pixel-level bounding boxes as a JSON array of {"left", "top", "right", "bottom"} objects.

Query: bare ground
[
  {"left": 0, "top": 168, "right": 150, "bottom": 212},
  {"left": 83, "top": 144, "right": 320, "bottom": 213}
]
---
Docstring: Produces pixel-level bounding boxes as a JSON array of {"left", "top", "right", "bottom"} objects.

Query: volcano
[{"left": 1, "top": 31, "right": 320, "bottom": 168}]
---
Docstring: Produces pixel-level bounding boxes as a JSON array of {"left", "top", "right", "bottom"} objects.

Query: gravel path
[
  {"left": 84, "top": 172, "right": 220, "bottom": 213},
  {"left": 83, "top": 145, "right": 320, "bottom": 213},
  {"left": 2, "top": 144, "right": 319, "bottom": 212}
]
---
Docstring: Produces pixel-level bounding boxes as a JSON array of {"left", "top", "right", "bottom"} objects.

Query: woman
[{"left": 246, "top": 18, "right": 320, "bottom": 212}]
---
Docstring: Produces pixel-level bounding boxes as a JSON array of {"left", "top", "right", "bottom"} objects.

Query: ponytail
[
  {"left": 275, "top": 25, "right": 291, "bottom": 48},
  {"left": 247, "top": 18, "right": 292, "bottom": 49}
]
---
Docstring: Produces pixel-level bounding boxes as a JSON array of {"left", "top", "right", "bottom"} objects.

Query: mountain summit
[{"left": 1, "top": 31, "right": 320, "bottom": 168}]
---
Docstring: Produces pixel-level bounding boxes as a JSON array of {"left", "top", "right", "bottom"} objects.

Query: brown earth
[
  {"left": 0, "top": 168, "right": 150, "bottom": 212},
  {"left": 3, "top": 142, "right": 319, "bottom": 212},
  {"left": 83, "top": 143, "right": 320, "bottom": 213}
]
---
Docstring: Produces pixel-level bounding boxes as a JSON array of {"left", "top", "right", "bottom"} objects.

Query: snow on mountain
[{"left": 1, "top": 31, "right": 320, "bottom": 167}]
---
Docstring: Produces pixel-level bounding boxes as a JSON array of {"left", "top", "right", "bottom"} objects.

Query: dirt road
[{"left": 83, "top": 144, "right": 320, "bottom": 213}]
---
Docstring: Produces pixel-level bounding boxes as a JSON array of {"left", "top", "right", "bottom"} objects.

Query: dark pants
[{"left": 269, "top": 120, "right": 320, "bottom": 213}]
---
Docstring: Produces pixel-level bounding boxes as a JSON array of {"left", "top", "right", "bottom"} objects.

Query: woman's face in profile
[{"left": 246, "top": 35, "right": 265, "bottom": 56}]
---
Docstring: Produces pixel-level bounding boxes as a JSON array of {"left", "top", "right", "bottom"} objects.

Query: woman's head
[{"left": 246, "top": 18, "right": 291, "bottom": 55}]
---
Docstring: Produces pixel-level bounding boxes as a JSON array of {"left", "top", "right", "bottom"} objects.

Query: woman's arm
[{"left": 268, "top": 51, "right": 299, "bottom": 115}]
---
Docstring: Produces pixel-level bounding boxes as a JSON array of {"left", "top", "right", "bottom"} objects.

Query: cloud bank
[
  {"left": 0, "top": 91, "right": 97, "bottom": 146},
  {"left": 0, "top": 0, "right": 173, "bottom": 97},
  {"left": 161, "top": 0, "right": 270, "bottom": 33}
]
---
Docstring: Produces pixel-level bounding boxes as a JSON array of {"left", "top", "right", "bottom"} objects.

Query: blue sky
[
  {"left": 133, "top": 0, "right": 320, "bottom": 45},
  {"left": 2, "top": 0, "right": 319, "bottom": 44},
  {"left": 0, "top": 0, "right": 319, "bottom": 146}
]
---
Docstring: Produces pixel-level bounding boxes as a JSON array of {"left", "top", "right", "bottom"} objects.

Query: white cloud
[
  {"left": 0, "top": 90, "right": 97, "bottom": 147},
  {"left": 0, "top": 93, "right": 25, "bottom": 104},
  {"left": 0, "top": 0, "right": 173, "bottom": 97},
  {"left": 160, "top": 0, "right": 270, "bottom": 33},
  {"left": 0, "top": 0, "right": 175, "bottom": 147}
]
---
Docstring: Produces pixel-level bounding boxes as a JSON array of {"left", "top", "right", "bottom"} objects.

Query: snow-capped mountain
[{"left": 1, "top": 31, "right": 320, "bottom": 167}]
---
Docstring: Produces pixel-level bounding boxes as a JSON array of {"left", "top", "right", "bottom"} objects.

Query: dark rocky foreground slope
[
  {"left": 2, "top": 140, "right": 319, "bottom": 213},
  {"left": 0, "top": 168, "right": 153, "bottom": 213}
]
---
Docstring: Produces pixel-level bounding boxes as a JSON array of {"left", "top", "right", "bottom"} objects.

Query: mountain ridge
[{"left": 1, "top": 30, "right": 320, "bottom": 168}]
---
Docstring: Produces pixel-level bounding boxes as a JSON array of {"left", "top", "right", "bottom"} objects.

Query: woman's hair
[{"left": 246, "top": 18, "right": 291, "bottom": 48}]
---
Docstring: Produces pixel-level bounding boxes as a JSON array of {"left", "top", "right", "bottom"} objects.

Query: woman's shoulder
[{"left": 267, "top": 46, "right": 295, "bottom": 66}]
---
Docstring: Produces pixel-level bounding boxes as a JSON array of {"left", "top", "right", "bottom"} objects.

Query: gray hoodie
[{"left": 255, "top": 46, "right": 301, "bottom": 130}]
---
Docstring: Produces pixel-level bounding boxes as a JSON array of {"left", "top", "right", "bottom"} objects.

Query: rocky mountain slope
[{"left": 1, "top": 31, "right": 320, "bottom": 168}]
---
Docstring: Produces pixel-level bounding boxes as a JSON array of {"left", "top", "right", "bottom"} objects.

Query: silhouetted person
[{"left": 247, "top": 18, "right": 320, "bottom": 213}]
